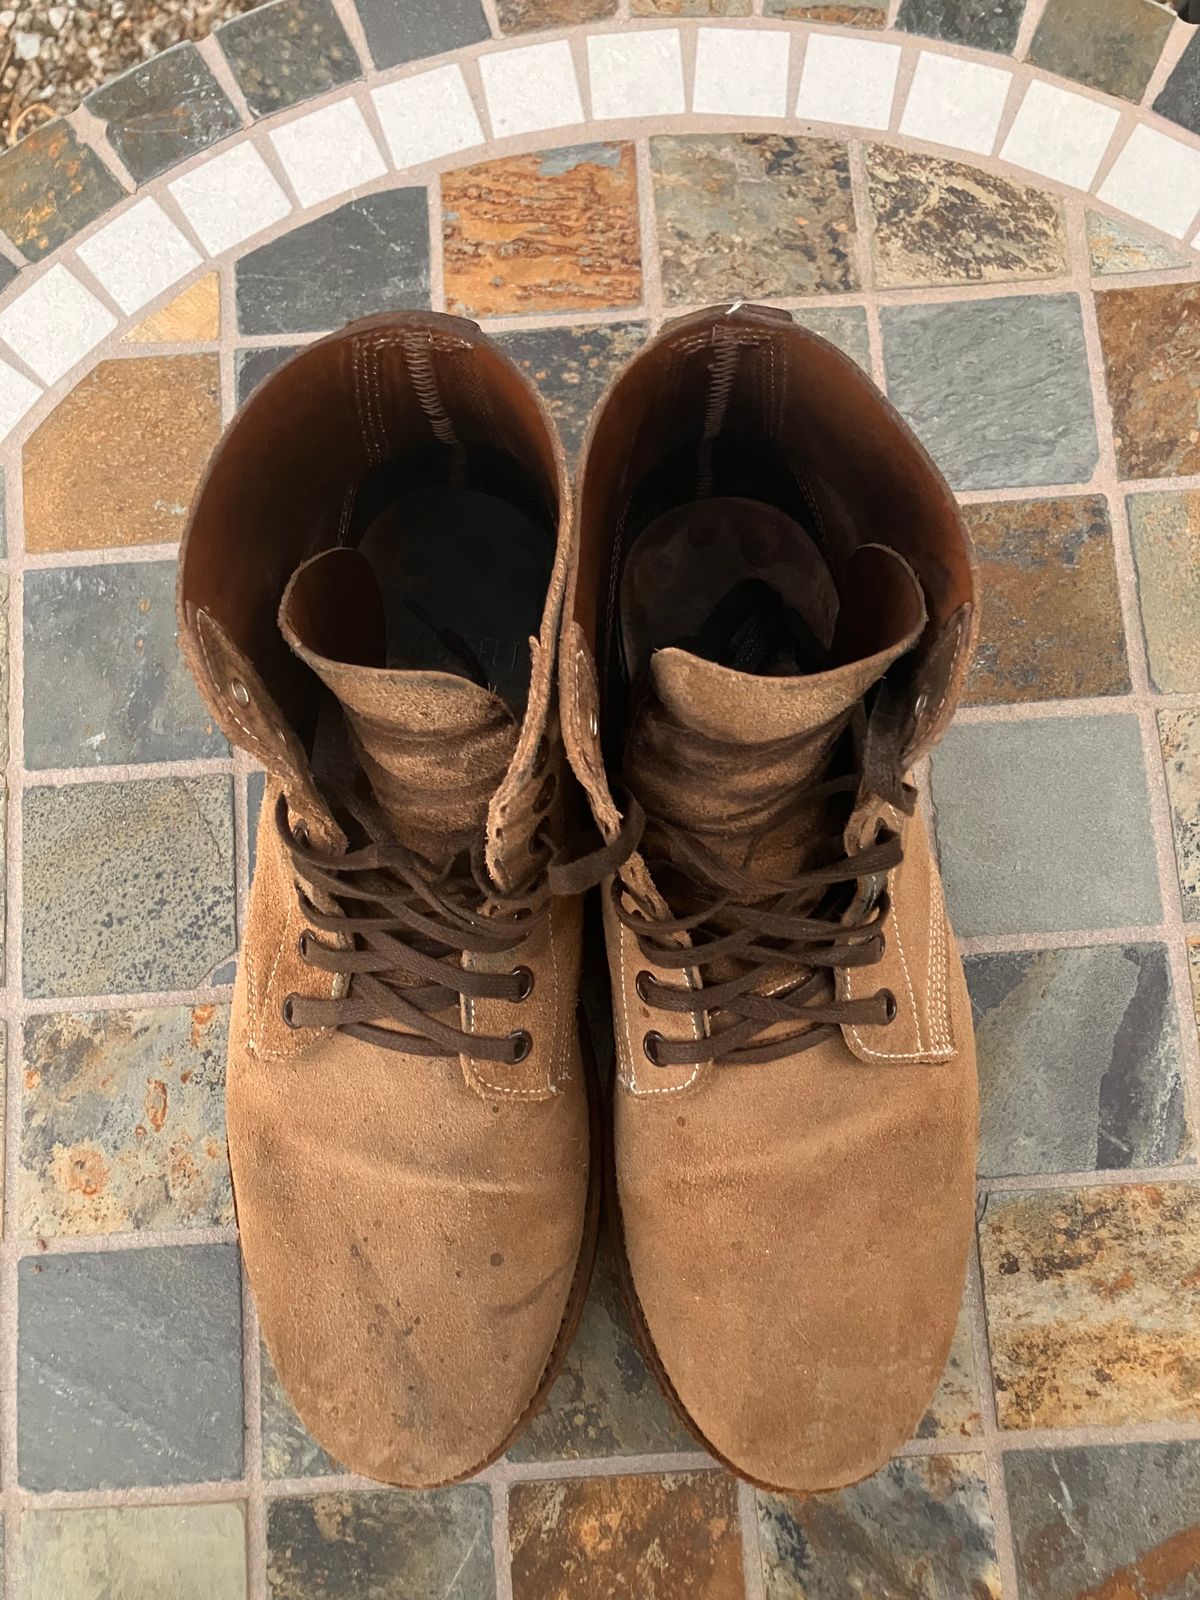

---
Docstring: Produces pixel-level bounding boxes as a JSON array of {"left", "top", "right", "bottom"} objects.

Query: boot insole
[{"left": 357, "top": 486, "right": 553, "bottom": 712}]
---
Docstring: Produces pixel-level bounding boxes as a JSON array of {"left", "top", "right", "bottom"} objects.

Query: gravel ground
[{"left": 0, "top": 0, "right": 264, "bottom": 143}]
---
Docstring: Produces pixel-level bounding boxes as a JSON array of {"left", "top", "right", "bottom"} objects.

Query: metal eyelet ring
[
  {"left": 230, "top": 679, "right": 250, "bottom": 707},
  {"left": 880, "top": 989, "right": 898, "bottom": 1024},
  {"left": 292, "top": 817, "right": 310, "bottom": 848},
  {"left": 508, "top": 1029, "right": 533, "bottom": 1063},
  {"left": 281, "top": 994, "right": 300, "bottom": 1029},
  {"left": 512, "top": 965, "right": 534, "bottom": 1002},
  {"left": 643, "top": 1030, "right": 665, "bottom": 1066},
  {"left": 297, "top": 931, "right": 310, "bottom": 960},
  {"left": 635, "top": 969, "right": 654, "bottom": 1004}
]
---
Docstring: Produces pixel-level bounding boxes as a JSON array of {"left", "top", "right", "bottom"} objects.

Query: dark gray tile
[
  {"left": 236, "top": 191, "right": 430, "bottom": 336},
  {"left": 758, "top": 1456, "right": 1001, "bottom": 1599},
  {"left": 0, "top": 119, "right": 124, "bottom": 261},
  {"left": 968, "top": 944, "right": 1188, "bottom": 1178},
  {"left": 217, "top": 0, "right": 361, "bottom": 117},
  {"left": 18, "top": 1244, "right": 243, "bottom": 1490},
  {"left": 0, "top": 255, "right": 17, "bottom": 294},
  {"left": 354, "top": 0, "right": 490, "bottom": 69},
  {"left": 931, "top": 717, "right": 1161, "bottom": 938},
  {"left": 1155, "top": 27, "right": 1200, "bottom": 136},
  {"left": 881, "top": 295, "right": 1098, "bottom": 491},
  {"left": 261, "top": 1342, "right": 340, "bottom": 1479},
  {"left": 1006, "top": 1441, "right": 1200, "bottom": 1599},
  {"left": 897, "top": 0, "right": 1026, "bottom": 50},
  {"left": 493, "top": 323, "right": 649, "bottom": 461},
  {"left": 85, "top": 42, "right": 243, "bottom": 183},
  {"left": 24, "top": 562, "right": 227, "bottom": 769},
  {"left": 23, "top": 777, "right": 237, "bottom": 999},
  {"left": 266, "top": 1489, "right": 495, "bottom": 1598},
  {"left": 236, "top": 346, "right": 302, "bottom": 407}
]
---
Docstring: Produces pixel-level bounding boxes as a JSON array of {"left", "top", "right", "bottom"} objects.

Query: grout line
[
  {"left": 242, "top": 1261, "right": 267, "bottom": 1600},
  {"left": 491, "top": 1478, "right": 514, "bottom": 1600},
  {"left": 633, "top": 139, "right": 665, "bottom": 329},
  {"left": 427, "top": 180, "right": 447, "bottom": 316},
  {"left": 479, "top": 0, "right": 504, "bottom": 40},
  {"left": 737, "top": 1480, "right": 766, "bottom": 1600},
  {"left": 22, "top": 757, "right": 235, "bottom": 788}
]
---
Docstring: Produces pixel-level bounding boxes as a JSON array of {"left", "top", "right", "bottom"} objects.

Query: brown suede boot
[
  {"left": 178, "top": 312, "right": 598, "bottom": 1487},
  {"left": 560, "top": 305, "right": 980, "bottom": 1494}
]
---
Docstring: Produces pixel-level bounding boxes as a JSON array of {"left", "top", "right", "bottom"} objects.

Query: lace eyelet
[
  {"left": 643, "top": 1030, "right": 665, "bottom": 1066},
  {"left": 635, "top": 969, "right": 654, "bottom": 1004},
  {"left": 281, "top": 994, "right": 301, "bottom": 1029},
  {"left": 512, "top": 965, "right": 534, "bottom": 1002},
  {"left": 534, "top": 772, "right": 557, "bottom": 813},
  {"left": 297, "top": 931, "right": 310, "bottom": 960},
  {"left": 880, "top": 989, "right": 898, "bottom": 1024},
  {"left": 533, "top": 734, "right": 550, "bottom": 773},
  {"left": 292, "top": 818, "right": 310, "bottom": 849},
  {"left": 508, "top": 1028, "right": 533, "bottom": 1063}
]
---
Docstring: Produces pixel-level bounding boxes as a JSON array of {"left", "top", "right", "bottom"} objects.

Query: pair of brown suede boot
[{"left": 178, "top": 304, "right": 979, "bottom": 1496}]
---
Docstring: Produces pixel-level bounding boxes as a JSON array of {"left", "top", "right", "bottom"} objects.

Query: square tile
[
  {"left": 269, "top": 99, "right": 387, "bottom": 208},
  {"left": 898, "top": 51, "right": 1012, "bottom": 156},
  {"left": 76, "top": 198, "right": 203, "bottom": 318},
  {"left": 355, "top": 0, "right": 489, "bottom": 70},
  {"left": 24, "top": 1505, "right": 247, "bottom": 1600},
  {"left": 1001, "top": 80, "right": 1121, "bottom": 191},
  {"left": 881, "top": 295, "right": 1097, "bottom": 491},
  {"left": 980, "top": 1184, "right": 1200, "bottom": 1428},
  {"left": 371, "top": 65, "right": 485, "bottom": 171},
  {"left": 968, "top": 944, "right": 1187, "bottom": 1178},
  {"left": 1130, "top": 492, "right": 1200, "bottom": 693},
  {"left": 19, "top": 1003, "right": 233, "bottom": 1237},
  {"left": 479, "top": 40, "right": 586, "bottom": 139},
  {"left": 236, "top": 345, "right": 301, "bottom": 406},
  {"left": 652, "top": 133, "right": 858, "bottom": 303},
  {"left": 635, "top": 0, "right": 748, "bottom": 10},
  {"left": 931, "top": 717, "right": 1160, "bottom": 937},
  {"left": 23, "top": 777, "right": 236, "bottom": 998},
  {"left": 1007, "top": 1441, "right": 1200, "bottom": 1600},
  {"left": 85, "top": 42, "right": 243, "bottom": 183},
  {"left": 509, "top": 1473, "right": 744, "bottom": 1598},
  {"left": 1029, "top": 0, "right": 1175, "bottom": 103},
  {"left": 124, "top": 275, "right": 220, "bottom": 343},
  {"left": 765, "top": 0, "right": 885, "bottom": 19},
  {"left": 757, "top": 1456, "right": 1000, "bottom": 1599},
  {"left": 1097, "top": 284, "right": 1200, "bottom": 481},
  {"left": 795, "top": 34, "right": 900, "bottom": 131},
  {"left": 18, "top": 1244, "right": 244, "bottom": 1488},
  {"left": 0, "top": 265, "right": 118, "bottom": 387},
  {"left": 168, "top": 144, "right": 294, "bottom": 257},
  {"left": 791, "top": 306, "right": 871, "bottom": 369},
  {"left": 1098, "top": 125, "right": 1200, "bottom": 241},
  {"left": 493, "top": 321, "right": 649, "bottom": 459},
  {"left": 867, "top": 146, "right": 1067, "bottom": 288},
  {"left": 24, "top": 559, "right": 226, "bottom": 767},
  {"left": 693, "top": 26, "right": 789, "bottom": 117},
  {"left": 498, "top": 0, "right": 617, "bottom": 27},
  {"left": 0, "top": 119, "right": 123, "bottom": 260},
  {"left": 1159, "top": 709, "right": 1200, "bottom": 921},
  {"left": 262, "top": 1342, "right": 340, "bottom": 1478},
  {"left": 217, "top": 0, "right": 360, "bottom": 117},
  {"left": 0, "top": 358, "right": 43, "bottom": 446},
  {"left": 236, "top": 190, "right": 430, "bottom": 334},
  {"left": 588, "top": 29, "right": 686, "bottom": 120},
  {"left": 961, "top": 496, "right": 1128, "bottom": 704},
  {"left": 1155, "top": 26, "right": 1200, "bottom": 136},
  {"left": 897, "top": 0, "right": 1026, "bottom": 50},
  {"left": 918, "top": 1297, "right": 982, "bottom": 1439},
  {"left": 22, "top": 355, "right": 221, "bottom": 554},
  {"left": 267, "top": 1489, "right": 495, "bottom": 1598},
  {"left": 1087, "top": 210, "right": 1192, "bottom": 275},
  {"left": 443, "top": 145, "right": 640, "bottom": 316}
]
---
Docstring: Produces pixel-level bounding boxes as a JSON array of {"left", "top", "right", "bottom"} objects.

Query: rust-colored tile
[
  {"left": 443, "top": 144, "right": 641, "bottom": 318},
  {"left": 764, "top": 0, "right": 886, "bottom": 22},
  {"left": 0, "top": 119, "right": 123, "bottom": 260},
  {"left": 1096, "top": 283, "right": 1200, "bottom": 480},
  {"left": 23, "top": 356, "right": 222, "bottom": 555},
  {"left": 509, "top": 1472, "right": 745, "bottom": 1600},
  {"left": 980, "top": 1184, "right": 1200, "bottom": 1430},
  {"left": 962, "top": 496, "right": 1130, "bottom": 704},
  {"left": 497, "top": 0, "right": 616, "bottom": 27},
  {"left": 632, "top": 0, "right": 751, "bottom": 12},
  {"left": 123, "top": 276, "right": 220, "bottom": 344}
]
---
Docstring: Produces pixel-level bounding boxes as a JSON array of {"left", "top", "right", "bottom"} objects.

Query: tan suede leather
[
  {"left": 178, "top": 313, "right": 595, "bottom": 1486},
  {"left": 561, "top": 306, "right": 980, "bottom": 1493}
]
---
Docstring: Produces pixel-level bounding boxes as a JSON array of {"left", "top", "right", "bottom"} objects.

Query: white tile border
[
  {"left": 1098, "top": 124, "right": 1200, "bottom": 242},
  {"left": 692, "top": 27, "right": 790, "bottom": 119},
  {"left": 0, "top": 265, "right": 118, "bottom": 386},
  {"left": 371, "top": 65, "right": 486, "bottom": 170},
  {"left": 478, "top": 39, "right": 585, "bottom": 140},
  {"left": 268, "top": 100, "right": 388, "bottom": 209},
  {"left": 899, "top": 52, "right": 1013, "bottom": 157},
  {"left": 1001, "top": 79, "right": 1122, "bottom": 192},
  {"left": 795, "top": 33, "right": 902, "bottom": 133},
  {"left": 168, "top": 143, "right": 293, "bottom": 257},
  {"left": 75, "top": 198, "right": 203, "bottom": 318},
  {"left": 587, "top": 29, "right": 687, "bottom": 122},
  {"left": 0, "top": 356, "right": 42, "bottom": 440}
]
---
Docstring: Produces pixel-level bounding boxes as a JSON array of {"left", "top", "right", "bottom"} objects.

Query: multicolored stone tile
[
  {"left": 1129, "top": 491, "right": 1200, "bottom": 693},
  {"left": 917, "top": 1298, "right": 983, "bottom": 1439},
  {"left": 1096, "top": 283, "right": 1200, "bottom": 481},
  {"left": 980, "top": 1183, "right": 1200, "bottom": 1430},
  {"left": 881, "top": 295, "right": 1097, "bottom": 491},
  {"left": 1155, "top": 27, "right": 1200, "bottom": 136},
  {"left": 443, "top": 145, "right": 641, "bottom": 318},
  {"left": 0, "top": 118, "right": 123, "bottom": 261},
  {"left": 236, "top": 190, "right": 430, "bottom": 334},
  {"left": 932, "top": 717, "right": 1161, "bottom": 937},
  {"left": 634, "top": 0, "right": 752, "bottom": 14},
  {"left": 24, "top": 1504, "right": 247, "bottom": 1600},
  {"left": 866, "top": 146, "right": 1067, "bottom": 289},
  {"left": 896, "top": 0, "right": 1027, "bottom": 51},
  {"left": 1159, "top": 709, "right": 1200, "bottom": 921},
  {"left": 24, "top": 561, "right": 226, "bottom": 768},
  {"left": 763, "top": 0, "right": 885, "bottom": 20},
  {"left": 261, "top": 1342, "right": 340, "bottom": 1479},
  {"left": 22, "top": 356, "right": 222, "bottom": 555},
  {"left": 22, "top": 777, "right": 237, "bottom": 999},
  {"left": 757, "top": 1455, "right": 1000, "bottom": 1599},
  {"left": 216, "top": 0, "right": 360, "bottom": 117},
  {"left": 354, "top": 0, "right": 489, "bottom": 69},
  {"left": 124, "top": 275, "right": 221, "bottom": 344},
  {"left": 509, "top": 1472, "right": 744, "bottom": 1599},
  {"left": 494, "top": 322, "right": 649, "bottom": 460},
  {"left": 1086, "top": 211, "right": 1193, "bottom": 276},
  {"left": 791, "top": 306, "right": 871, "bottom": 370},
  {"left": 967, "top": 944, "right": 1188, "bottom": 1178},
  {"left": 962, "top": 496, "right": 1129, "bottom": 704},
  {"left": 17, "top": 1243, "right": 244, "bottom": 1489},
  {"left": 18, "top": 1004, "right": 233, "bottom": 1238},
  {"left": 1029, "top": 0, "right": 1174, "bottom": 103},
  {"left": 84, "top": 42, "right": 242, "bottom": 182},
  {"left": 652, "top": 133, "right": 857, "bottom": 305},
  {"left": 1007, "top": 1441, "right": 1200, "bottom": 1600},
  {"left": 266, "top": 1489, "right": 495, "bottom": 1599},
  {"left": 497, "top": 0, "right": 617, "bottom": 28}
]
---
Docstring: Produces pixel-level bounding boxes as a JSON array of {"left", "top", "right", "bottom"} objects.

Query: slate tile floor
[{"left": 1, "top": 79, "right": 1199, "bottom": 1600}]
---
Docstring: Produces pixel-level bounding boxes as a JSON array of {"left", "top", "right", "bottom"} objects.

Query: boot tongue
[{"left": 280, "top": 548, "right": 517, "bottom": 862}]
